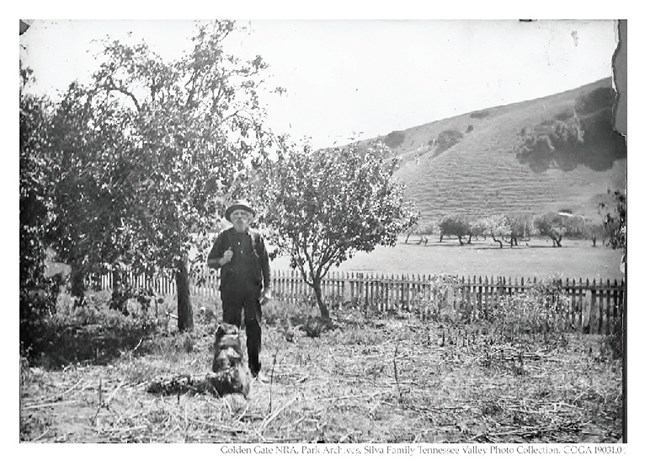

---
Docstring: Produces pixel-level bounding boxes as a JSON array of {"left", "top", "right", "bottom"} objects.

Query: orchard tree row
[
  {"left": 406, "top": 207, "right": 624, "bottom": 249},
  {"left": 20, "top": 20, "right": 418, "bottom": 346}
]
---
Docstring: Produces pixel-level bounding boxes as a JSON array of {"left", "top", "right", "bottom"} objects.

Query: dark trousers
[{"left": 221, "top": 287, "right": 262, "bottom": 375}]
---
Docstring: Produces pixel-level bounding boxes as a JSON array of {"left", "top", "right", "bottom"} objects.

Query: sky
[{"left": 19, "top": 18, "right": 618, "bottom": 149}]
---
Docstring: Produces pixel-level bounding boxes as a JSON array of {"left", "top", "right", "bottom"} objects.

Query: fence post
[
  {"left": 598, "top": 278, "right": 606, "bottom": 334},
  {"left": 587, "top": 279, "right": 598, "bottom": 334},
  {"left": 612, "top": 279, "right": 619, "bottom": 333}
]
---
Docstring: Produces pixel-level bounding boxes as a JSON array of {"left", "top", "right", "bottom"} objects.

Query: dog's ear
[
  {"left": 214, "top": 324, "right": 228, "bottom": 344},
  {"left": 215, "top": 323, "right": 240, "bottom": 344}
]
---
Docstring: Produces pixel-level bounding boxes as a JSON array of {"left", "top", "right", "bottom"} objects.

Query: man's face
[{"left": 231, "top": 209, "right": 253, "bottom": 232}]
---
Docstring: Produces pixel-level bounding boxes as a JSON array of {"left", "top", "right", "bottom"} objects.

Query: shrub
[
  {"left": 605, "top": 312, "right": 624, "bottom": 359},
  {"left": 434, "top": 129, "right": 463, "bottom": 156},
  {"left": 383, "top": 130, "right": 406, "bottom": 149},
  {"left": 412, "top": 275, "right": 463, "bottom": 321},
  {"left": 485, "top": 280, "right": 573, "bottom": 342},
  {"left": 554, "top": 109, "right": 574, "bottom": 121},
  {"left": 20, "top": 287, "right": 58, "bottom": 362},
  {"left": 470, "top": 110, "right": 490, "bottom": 119},
  {"left": 575, "top": 86, "right": 615, "bottom": 115},
  {"left": 516, "top": 85, "right": 625, "bottom": 172},
  {"left": 262, "top": 299, "right": 319, "bottom": 328},
  {"left": 25, "top": 294, "right": 165, "bottom": 368}
]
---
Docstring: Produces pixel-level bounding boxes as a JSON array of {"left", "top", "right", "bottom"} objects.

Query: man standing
[{"left": 207, "top": 200, "right": 272, "bottom": 381}]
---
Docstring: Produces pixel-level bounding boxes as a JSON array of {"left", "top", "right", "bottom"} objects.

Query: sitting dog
[
  {"left": 146, "top": 323, "right": 252, "bottom": 398},
  {"left": 208, "top": 323, "right": 252, "bottom": 397}
]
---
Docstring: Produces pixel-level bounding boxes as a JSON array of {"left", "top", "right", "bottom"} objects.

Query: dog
[{"left": 208, "top": 323, "right": 252, "bottom": 397}]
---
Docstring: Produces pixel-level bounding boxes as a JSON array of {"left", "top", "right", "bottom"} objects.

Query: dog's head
[{"left": 213, "top": 323, "right": 244, "bottom": 357}]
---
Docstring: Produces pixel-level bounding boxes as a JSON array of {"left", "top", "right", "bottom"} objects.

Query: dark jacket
[{"left": 207, "top": 227, "right": 271, "bottom": 292}]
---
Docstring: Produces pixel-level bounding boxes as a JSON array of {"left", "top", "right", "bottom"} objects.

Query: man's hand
[
  {"left": 221, "top": 247, "right": 233, "bottom": 265},
  {"left": 260, "top": 287, "right": 272, "bottom": 305}
]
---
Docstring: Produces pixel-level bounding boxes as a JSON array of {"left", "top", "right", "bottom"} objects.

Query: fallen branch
[
  {"left": 22, "top": 400, "right": 79, "bottom": 410},
  {"left": 188, "top": 418, "right": 249, "bottom": 433},
  {"left": 315, "top": 390, "right": 385, "bottom": 403},
  {"left": 104, "top": 380, "right": 125, "bottom": 406}
]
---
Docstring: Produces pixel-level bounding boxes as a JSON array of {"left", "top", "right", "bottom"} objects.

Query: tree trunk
[
  {"left": 467, "top": 234, "right": 473, "bottom": 244},
  {"left": 439, "top": 233, "right": 444, "bottom": 243},
  {"left": 111, "top": 267, "right": 123, "bottom": 300},
  {"left": 312, "top": 277, "right": 330, "bottom": 319},
  {"left": 110, "top": 267, "right": 129, "bottom": 315},
  {"left": 70, "top": 262, "right": 86, "bottom": 303},
  {"left": 457, "top": 236, "right": 464, "bottom": 246},
  {"left": 405, "top": 233, "right": 411, "bottom": 244},
  {"left": 491, "top": 235, "right": 503, "bottom": 249},
  {"left": 175, "top": 258, "right": 194, "bottom": 331}
]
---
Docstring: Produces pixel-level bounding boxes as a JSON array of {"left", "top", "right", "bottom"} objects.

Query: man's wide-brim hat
[{"left": 225, "top": 199, "right": 256, "bottom": 222}]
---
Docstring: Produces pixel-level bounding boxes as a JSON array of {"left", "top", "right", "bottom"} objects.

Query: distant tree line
[{"left": 405, "top": 210, "right": 619, "bottom": 249}]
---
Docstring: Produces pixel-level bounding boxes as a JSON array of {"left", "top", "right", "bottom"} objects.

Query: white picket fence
[{"left": 95, "top": 270, "right": 625, "bottom": 334}]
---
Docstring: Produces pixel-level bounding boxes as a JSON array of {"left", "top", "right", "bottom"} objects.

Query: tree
[
  {"left": 438, "top": 215, "right": 471, "bottom": 245},
  {"left": 534, "top": 212, "right": 568, "bottom": 247},
  {"left": 482, "top": 215, "right": 510, "bottom": 248},
  {"left": 562, "top": 214, "right": 587, "bottom": 240},
  {"left": 257, "top": 141, "right": 418, "bottom": 319},
  {"left": 45, "top": 81, "right": 140, "bottom": 301},
  {"left": 71, "top": 20, "right": 278, "bottom": 330},
  {"left": 506, "top": 213, "right": 533, "bottom": 247},
  {"left": 599, "top": 189, "right": 626, "bottom": 249},
  {"left": 405, "top": 221, "right": 434, "bottom": 245},
  {"left": 20, "top": 67, "right": 59, "bottom": 355},
  {"left": 467, "top": 218, "right": 486, "bottom": 245},
  {"left": 584, "top": 221, "right": 607, "bottom": 247}
]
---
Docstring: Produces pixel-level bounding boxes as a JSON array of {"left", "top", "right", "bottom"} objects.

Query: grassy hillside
[{"left": 375, "top": 78, "right": 626, "bottom": 224}]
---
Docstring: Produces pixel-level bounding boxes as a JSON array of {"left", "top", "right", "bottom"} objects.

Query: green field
[{"left": 271, "top": 238, "right": 624, "bottom": 281}]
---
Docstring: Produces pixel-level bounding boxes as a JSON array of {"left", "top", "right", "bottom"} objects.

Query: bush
[
  {"left": 470, "top": 110, "right": 490, "bottom": 119},
  {"left": 262, "top": 299, "right": 319, "bottom": 328},
  {"left": 605, "top": 312, "right": 624, "bottom": 359},
  {"left": 383, "top": 130, "right": 406, "bottom": 149},
  {"left": 516, "top": 85, "right": 625, "bottom": 172},
  {"left": 434, "top": 129, "right": 464, "bottom": 156},
  {"left": 482, "top": 280, "right": 573, "bottom": 344},
  {"left": 20, "top": 288, "right": 58, "bottom": 362},
  {"left": 412, "top": 275, "right": 463, "bottom": 321},
  {"left": 575, "top": 87, "right": 615, "bottom": 115},
  {"left": 554, "top": 109, "right": 574, "bottom": 121},
  {"left": 24, "top": 294, "right": 165, "bottom": 368}
]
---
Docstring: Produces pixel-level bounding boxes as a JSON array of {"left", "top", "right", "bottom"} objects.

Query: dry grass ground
[{"left": 20, "top": 310, "right": 623, "bottom": 443}]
